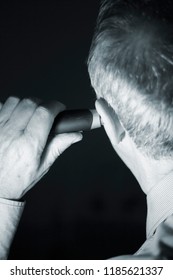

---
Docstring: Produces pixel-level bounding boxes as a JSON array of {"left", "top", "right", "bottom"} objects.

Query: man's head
[{"left": 88, "top": 0, "right": 173, "bottom": 160}]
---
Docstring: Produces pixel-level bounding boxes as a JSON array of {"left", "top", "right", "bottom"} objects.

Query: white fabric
[
  {"left": 0, "top": 198, "right": 25, "bottom": 259},
  {"left": 147, "top": 172, "right": 173, "bottom": 238}
]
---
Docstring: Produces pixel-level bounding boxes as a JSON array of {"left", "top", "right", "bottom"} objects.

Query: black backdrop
[{"left": 0, "top": 0, "right": 146, "bottom": 259}]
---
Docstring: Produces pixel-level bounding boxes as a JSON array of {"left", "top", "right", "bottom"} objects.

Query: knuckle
[
  {"left": 25, "top": 97, "right": 41, "bottom": 105},
  {"left": 39, "top": 100, "right": 66, "bottom": 117},
  {"left": 7, "top": 96, "right": 20, "bottom": 104},
  {"left": 22, "top": 98, "right": 38, "bottom": 107},
  {"left": 55, "top": 101, "right": 66, "bottom": 112},
  {"left": 37, "top": 105, "right": 53, "bottom": 119},
  {"left": 54, "top": 100, "right": 65, "bottom": 109}
]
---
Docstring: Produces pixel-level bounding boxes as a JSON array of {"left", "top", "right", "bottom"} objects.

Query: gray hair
[{"left": 88, "top": 0, "right": 173, "bottom": 159}]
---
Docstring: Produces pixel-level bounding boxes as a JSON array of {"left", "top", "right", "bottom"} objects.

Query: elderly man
[{"left": 1, "top": 0, "right": 173, "bottom": 259}]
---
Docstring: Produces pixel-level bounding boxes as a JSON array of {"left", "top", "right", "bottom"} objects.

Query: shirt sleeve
[{"left": 0, "top": 197, "right": 25, "bottom": 260}]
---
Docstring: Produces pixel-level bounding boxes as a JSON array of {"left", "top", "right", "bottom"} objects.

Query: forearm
[
  {"left": 0, "top": 96, "right": 82, "bottom": 259},
  {"left": 0, "top": 198, "right": 25, "bottom": 259}
]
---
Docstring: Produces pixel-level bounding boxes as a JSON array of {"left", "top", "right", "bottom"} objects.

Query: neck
[
  {"left": 114, "top": 132, "right": 173, "bottom": 195},
  {"left": 132, "top": 150, "right": 173, "bottom": 195}
]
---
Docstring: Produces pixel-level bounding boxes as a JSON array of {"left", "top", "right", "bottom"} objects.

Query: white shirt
[
  {"left": 0, "top": 198, "right": 25, "bottom": 259},
  {"left": 147, "top": 172, "right": 173, "bottom": 238}
]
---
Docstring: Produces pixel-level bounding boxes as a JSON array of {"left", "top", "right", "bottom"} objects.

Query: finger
[
  {"left": 25, "top": 100, "right": 66, "bottom": 150},
  {"left": 0, "top": 96, "right": 20, "bottom": 123},
  {"left": 38, "top": 132, "right": 83, "bottom": 173},
  {"left": 8, "top": 97, "right": 41, "bottom": 130}
]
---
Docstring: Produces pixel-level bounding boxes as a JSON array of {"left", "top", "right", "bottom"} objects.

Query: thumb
[{"left": 38, "top": 132, "right": 83, "bottom": 174}]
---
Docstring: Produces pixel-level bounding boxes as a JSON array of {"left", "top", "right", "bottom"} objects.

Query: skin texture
[
  {"left": 95, "top": 98, "right": 173, "bottom": 195},
  {"left": 0, "top": 96, "right": 82, "bottom": 200},
  {"left": 95, "top": 98, "right": 173, "bottom": 259}
]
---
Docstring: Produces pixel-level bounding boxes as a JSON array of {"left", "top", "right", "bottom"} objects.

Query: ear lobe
[{"left": 95, "top": 98, "right": 125, "bottom": 145}]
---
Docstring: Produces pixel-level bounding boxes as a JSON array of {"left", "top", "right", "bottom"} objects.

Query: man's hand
[{"left": 0, "top": 97, "right": 82, "bottom": 200}]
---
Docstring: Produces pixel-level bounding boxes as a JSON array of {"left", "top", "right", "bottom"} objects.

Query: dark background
[{"left": 0, "top": 0, "right": 146, "bottom": 259}]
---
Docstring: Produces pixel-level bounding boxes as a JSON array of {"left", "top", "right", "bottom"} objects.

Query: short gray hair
[{"left": 88, "top": 0, "right": 173, "bottom": 159}]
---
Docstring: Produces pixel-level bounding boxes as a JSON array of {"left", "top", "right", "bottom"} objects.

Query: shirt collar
[{"left": 146, "top": 171, "right": 173, "bottom": 238}]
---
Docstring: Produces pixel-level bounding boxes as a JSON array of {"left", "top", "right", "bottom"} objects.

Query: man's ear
[{"left": 95, "top": 98, "right": 125, "bottom": 146}]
